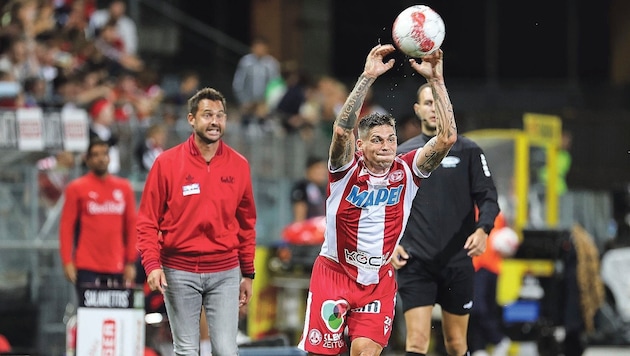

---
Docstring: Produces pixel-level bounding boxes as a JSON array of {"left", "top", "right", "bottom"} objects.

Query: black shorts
[{"left": 396, "top": 258, "right": 474, "bottom": 315}]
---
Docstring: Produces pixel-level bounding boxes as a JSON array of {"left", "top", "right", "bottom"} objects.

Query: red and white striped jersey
[{"left": 321, "top": 150, "right": 426, "bottom": 285}]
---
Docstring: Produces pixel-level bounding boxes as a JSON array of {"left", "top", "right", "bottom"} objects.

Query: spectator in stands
[
  {"left": 32, "top": 36, "right": 68, "bottom": 102},
  {"left": 359, "top": 86, "right": 388, "bottom": 118},
  {"left": 56, "top": 0, "right": 92, "bottom": 56},
  {"left": 51, "top": 72, "right": 112, "bottom": 110},
  {"left": 232, "top": 36, "right": 280, "bottom": 128},
  {"left": 274, "top": 62, "right": 311, "bottom": 135},
  {"left": 92, "top": 18, "right": 143, "bottom": 74},
  {"left": 33, "top": 0, "right": 56, "bottom": 36},
  {"left": 111, "top": 71, "right": 136, "bottom": 117},
  {"left": 22, "top": 75, "right": 45, "bottom": 106},
  {"left": 162, "top": 70, "right": 200, "bottom": 145},
  {"left": 54, "top": 0, "right": 96, "bottom": 30},
  {"left": 134, "top": 122, "right": 167, "bottom": 173},
  {"left": 0, "top": 35, "right": 39, "bottom": 83},
  {"left": 89, "top": 97, "right": 121, "bottom": 173},
  {"left": 0, "top": 0, "right": 39, "bottom": 39},
  {"left": 289, "top": 155, "right": 327, "bottom": 222},
  {"left": 165, "top": 69, "right": 199, "bottom": 108},
  {"left": 59, "top": 138, "right": 137, "bottom": 297},
  {"left": 316, "top": 75, "right": 348, "bottom": 141},
  {"left": 294, "top": 79, "right": 325, "bottom": 146},
  {"left": 88, "top": 0, "right": 137, "bottom": 55},
  {"left": 36, "top": 150, "right": 75, "bottom": 210},
  {"left": 135, "top": 67, "right": 164, "bottom": 123},
  {"left": 0, "top": 69, "right": 23, "bottom": 108}
]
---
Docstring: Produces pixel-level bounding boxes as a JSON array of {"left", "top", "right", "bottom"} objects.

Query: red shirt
[
  {"left": 322, "top": 151, "right": 423, "bottom": 285},
  {"left": 59, "top": 172, "right": 137, "bottom": 273},
  {"left": 136, "top": 135, "right": 257, "bottom": 276}
]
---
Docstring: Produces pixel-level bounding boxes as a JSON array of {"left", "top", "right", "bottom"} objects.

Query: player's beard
[
  {"left": 195, "top": 125, "right": 223, "bottom": 145},
  {"left": 92, "top": 165, "right": 108, "bottom": 177},
  {"left": 421, "top": 117, "right": 437, "bottom": 135}
]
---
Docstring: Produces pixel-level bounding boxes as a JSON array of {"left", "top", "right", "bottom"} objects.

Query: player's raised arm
[
  {"left": 330, "top": 44, "right": 396, "bottom": 169},
  {"left": 410, "top": 49, "right": 457, "bottom": 174}
]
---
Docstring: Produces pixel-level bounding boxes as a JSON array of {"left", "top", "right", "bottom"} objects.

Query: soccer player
[
  {"left": 297, "top": 44, "right": 457, "bottom": 356},
  {"left": 59, "top": 138, "right": 137, "bottom": 296}
]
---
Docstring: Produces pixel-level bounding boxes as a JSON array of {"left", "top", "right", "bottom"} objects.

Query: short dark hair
[
  {"left": 187, "top": 87, "right": 226, "bottom": 116},
  {"left": 87, "top": 138, "right": 109, "bottom": 157},
  {"left": 306, "top": 155, "right": 325, "bottom": 169},
  {"left": 357, "top": 113, "right": 396, "bottom": 139},
  {"left": 416, "top": 83, "right": 432, "bottom": 102}
]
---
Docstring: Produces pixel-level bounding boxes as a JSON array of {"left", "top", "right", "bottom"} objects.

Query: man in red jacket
[
  {"left": 137, "top": 87, "right": 257, "bottom": 355},
  {"left": 59, "top": 138, "right": 137, "bottom": 294}
]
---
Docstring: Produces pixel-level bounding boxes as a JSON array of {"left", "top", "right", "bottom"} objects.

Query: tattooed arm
[
  {"left": 411, "top": 50, "right": 457, "bottom": 174},
  {"left": 330, "top": 44, "right": 395, "bottom": 169}
]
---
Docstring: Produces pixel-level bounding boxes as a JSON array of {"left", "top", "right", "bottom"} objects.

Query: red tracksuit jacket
[
  {"left": 136, "top": 135, "right": 257, "bottom": 277},
  {"left": 59, "top": 172, "right": 137, "bottom": 273}
]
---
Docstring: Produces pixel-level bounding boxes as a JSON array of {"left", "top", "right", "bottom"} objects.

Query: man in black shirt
[
  {"left": 289, "top": 156, "right": 327, "bottom": 222},
  {"left": 391, "top": 83, "right": 500, "bottom": 356}
]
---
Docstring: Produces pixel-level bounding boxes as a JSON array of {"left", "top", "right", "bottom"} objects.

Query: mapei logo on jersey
[
  {"left": 344, "top": 249, "right": 391, "bottom": 271},
  {"left": 440, "top": 155, "right": 460, "bottom": 168},
  {"left": 351, "top": 300, "right": 381, "bottom": 314},
  {"left": 345, "top": 185, "right": 403, "bottom": 208}
]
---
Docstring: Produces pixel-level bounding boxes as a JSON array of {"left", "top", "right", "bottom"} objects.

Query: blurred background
[{"left": 0, "top": 0, "right": 629, "bottom": 355}]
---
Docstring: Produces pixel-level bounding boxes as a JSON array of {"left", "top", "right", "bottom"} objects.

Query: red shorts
[{"left": 297, "top": 256, "right": 397, "bottom": 355}]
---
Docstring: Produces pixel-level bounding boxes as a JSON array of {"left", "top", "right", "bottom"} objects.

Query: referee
[{"left": 391, "top": 82, "right": 500, "bottom": 356}]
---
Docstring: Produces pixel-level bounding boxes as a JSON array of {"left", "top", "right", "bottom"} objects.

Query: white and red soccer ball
[
  {"left": 491, "top": 227, "right": 521, "bottom": 258},
  {"left": 392, "top": 5, "right": 445, "bottom": 58}
]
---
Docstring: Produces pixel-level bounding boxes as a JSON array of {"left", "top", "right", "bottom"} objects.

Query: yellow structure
[{"left": 464, "top": 113, "right": 563, "bottom": 305}]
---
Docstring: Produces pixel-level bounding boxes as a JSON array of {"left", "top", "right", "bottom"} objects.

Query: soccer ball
[
  {"left": 491, "top": 227, "right": 520, "bottom": 258},
  {"left": 392, "top": 5, "right": 445, "bottom": 58}
]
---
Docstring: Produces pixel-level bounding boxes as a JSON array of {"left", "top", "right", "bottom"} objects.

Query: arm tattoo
[
  {"left": 417, "top": 80, "right": 457, "bottom": 173},
  {"left": 336, "top": 74, "right": 375, "bottom": 129},
  {"left": 330, "top": 136, "right": 353, "bottom": 169},
  {"left": 431, "top": 79, "right": 456, "bottom": 142},
  {"left": 418, "top": 140, "right": 442, "bottom": 172},
  {"left": 330, "top": 74, "right": 375, "bottom": 168}
]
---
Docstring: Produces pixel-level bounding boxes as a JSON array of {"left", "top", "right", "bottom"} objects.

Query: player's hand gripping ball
[{"left": 392, "top": 5, "right": 445, "bottom": 58}]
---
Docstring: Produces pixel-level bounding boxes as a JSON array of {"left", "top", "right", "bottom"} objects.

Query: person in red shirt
[
  {"left": 136, "top": 87, "right": 257, "bottom": 355},
  {"left": 59, "top": 138, "right": 137, "bottom": 295}
]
